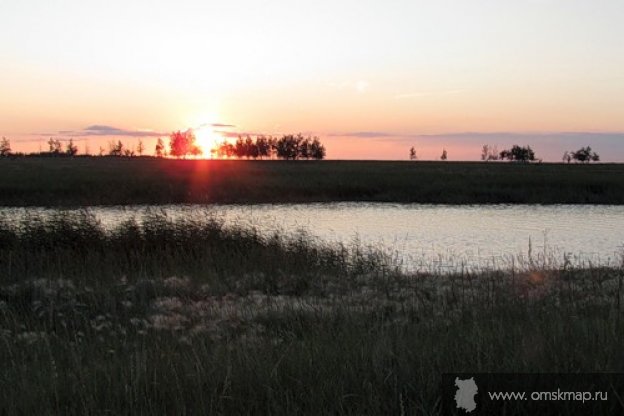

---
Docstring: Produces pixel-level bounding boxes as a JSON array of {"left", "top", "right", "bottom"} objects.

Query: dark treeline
[
  {"left": 159, "top": 131, "right": 326, "bottom": 160},
  {"left": 214, "top": 134, "right": 326, "bottom": 160},
  {"left": 0, "top": 135, "right": 607, "bottom": 163}
]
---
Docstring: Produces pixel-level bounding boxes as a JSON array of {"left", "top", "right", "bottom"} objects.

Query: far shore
[{"left": 1, "top": 157, "right": 623, "bottom": 206}]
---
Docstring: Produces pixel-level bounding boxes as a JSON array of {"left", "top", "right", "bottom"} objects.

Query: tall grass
[{"left": 1, "top": 213, "right": 623, "bottom": 414}]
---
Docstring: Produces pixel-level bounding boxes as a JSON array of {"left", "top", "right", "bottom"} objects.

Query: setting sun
[{"left": 195, "top": 126, "right": 221, "bottom": 158}]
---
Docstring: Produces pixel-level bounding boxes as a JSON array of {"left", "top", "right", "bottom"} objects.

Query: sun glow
[{"left": 194, "top": 126, "right": 221, "bottom": 158}]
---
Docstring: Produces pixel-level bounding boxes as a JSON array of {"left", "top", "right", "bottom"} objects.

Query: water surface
[{"left": 2, "top": 203, "right": 623, "bottom": 270}]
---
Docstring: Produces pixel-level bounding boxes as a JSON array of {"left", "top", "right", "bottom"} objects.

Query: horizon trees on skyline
[
  {"left": 563, "top": 146, "right": 600, "bottom": 163},
  {"left": 499, "top": 145, "right": 536, "bottom": 162},
  {"left": 0, "top": 137, "right": 11, "bottom": 157},
  {"left": 169, "top": 130, "right": 202, "bottom": 158},
  {"left": 213, "top": 134, "right": 326, "bottom": 160},
  {"left": 0, "top": 133, "right": 609, "bottom": 163}
]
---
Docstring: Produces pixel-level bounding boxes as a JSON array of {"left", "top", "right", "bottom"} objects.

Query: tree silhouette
[
  {"left": 137, "top": 140, "right": 145, "bottom": 156},
  {"left": 309, "top": 137, "right": 325, "bottom": 160},
  {"left": 441, "top": 149, "right": 447, "bottom": 161},
  {"left": 65, "top": 139, "right": 78, "bottom": 156},
  {"left": 108, "top": 140, "right": 124, "bottom": 156},
  {"left": 155, "top": 138, "right": 165, "bottom": 157},
  {"left": 571, "top": 146, "right": 599, "bottom": 163},
  {"left": 256, "top": 135, "right": 271, "bottom": 159},
  {"left": 169, "top": 130, "right": 201, "bottom": 158},
  {"left": 409, "top": 147, "right": 417, "bottom": 160},
  {"left": 276, "top": 135, "right": 300, "bottom": 160},
  {"left": 481, "top": 144, "right": 499, "bottom": 161},
  {"left": 499, "top": 145, "right": 536, "bottom": 162},
  {"left": 245, "top": 135, "right": 259, "bottom": 159},
  {"left": 0, "top": 137, "right": 11, "bottom": 156},
  {"left": 48, "top": 138, "right": 62, "bottom": 154}
]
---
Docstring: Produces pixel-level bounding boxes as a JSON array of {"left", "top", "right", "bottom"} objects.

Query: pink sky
[{"left": 2, "top": 1, "right": 623, "bottom": 161}]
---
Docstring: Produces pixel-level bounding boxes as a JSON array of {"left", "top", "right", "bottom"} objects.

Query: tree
[
  {"left": 571, "top": 146, "right": 600, "bottom": 163},
  {"left": 499, "top": 145, "right": 536, "bottom": 162},
  {"left": 65, "top": 139, "right": 78, "bottom": 156},
  {"left": 0, "top": 137, "right": 11, "bottom": 156},
  {"left": 155, "top": 138, "right": 165, "bottom": 157},
  {"left": 169, "top": 130, "right": 201, "bottom": 158},
  {"left": 441, "top": 149, "right": 448, "bottom": 161},
  {"left": 268, "top": 136, "right": 278, "bottom": 159},
  {"left": 276, "top": 135, "right": 300, "bottom": 160},
  {"left": 562, "top": 151, "right": 572, "bottom": 163},
  {"left": 137, "top": 140, "right": 145, "bottom": 156},
  {"left": 309, "top": 137, "right": 326, "bottom": 160},
  {"left": 48, "top": 138, "right": 62, "bottom": 154},
  {"left": 109, "top": 140, "right": 124, "bottom": 156},
  {"left": 481, "top": 144, "right": 499, "bottom": 161},
  {"left": 409, "top": 147, "right": 417, "bottom": 160},
  {"left": 216, "top": 140, "right": 235, "bottom": 158},
  {"left": 245, "top": 135, "right": 259, "bottom": 159},
  {"left": 298, "top": 136, "right": 311, "bottom": 159},
  {"left": 234, "top": 136, "right": 246, "bottom": 158},
  {"left": 256, "top": 135, "right": 271, "bottom": 159}
]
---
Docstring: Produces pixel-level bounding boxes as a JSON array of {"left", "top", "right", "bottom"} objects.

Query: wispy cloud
[
  {"left": 328, "top": 131, "right": 399, "bottom": 138},
  {"left": 47, "top": 125, "right": 167, "bottom": 137},
  {"left": 196, "top": 122, "right": 236, "bottom": 129},
  {"left": 38, "top": 123, "right": 236, "bottom": 139},
  {"left": 328, "top": 131, "right": 624, "bottom": 149}
]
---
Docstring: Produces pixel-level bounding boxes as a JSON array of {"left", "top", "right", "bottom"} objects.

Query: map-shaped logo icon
[{"left": 454, "top": 377, "right": 478, "bottom": 413}]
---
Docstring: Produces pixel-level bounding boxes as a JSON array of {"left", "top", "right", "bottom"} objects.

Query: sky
[{"left": 1, "top": 0, "right": 623, "bottom": 160}]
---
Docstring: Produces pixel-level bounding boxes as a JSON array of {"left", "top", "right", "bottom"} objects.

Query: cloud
[
  {"left": 196, "top": 122, "right": 236, "bottom": 129},
  {"left": 53, "top": 125, "right": 167, "bottom": 137},
  {"left": 331, "top": 130, "right": 624, "bottom": 142},
  {"left": 215, "top": 130, "right": 265, "bottom": 139},
  {"left": 328, "top": 131, "right": 400, "bottom": 138}
]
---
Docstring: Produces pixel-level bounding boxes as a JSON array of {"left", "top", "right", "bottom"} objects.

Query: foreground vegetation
[
  {"left": 1, "top": 213, "right": 623, "bottom": 414},
  {"left": 1, "top": 157, "right": 624, "bottom": 206}
]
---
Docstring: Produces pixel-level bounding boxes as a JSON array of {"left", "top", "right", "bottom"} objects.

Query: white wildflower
[
  {"left": 150, "top": 313, "right": 188, "bottom": 331},
  {"left": 163, "top": 276, "right": 191, "bottom": 290}
]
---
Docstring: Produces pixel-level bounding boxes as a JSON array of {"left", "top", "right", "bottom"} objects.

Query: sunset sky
[{"left": 1, "top": 0, "right": 623, "bottom": 160}]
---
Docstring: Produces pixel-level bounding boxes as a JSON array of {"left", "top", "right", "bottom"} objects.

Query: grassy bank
[
  {"left": 1, "top": 213, "right": 623, "bottom": 414},
  {"left": 1, "top": 157, "right": 624, "bottom": 206}
]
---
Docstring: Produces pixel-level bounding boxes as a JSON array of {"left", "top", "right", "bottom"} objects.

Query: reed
[{"left": 1, "top": 213, "right": 623, "bottom": 414}]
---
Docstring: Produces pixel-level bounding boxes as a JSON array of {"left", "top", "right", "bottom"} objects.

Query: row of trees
[
  {"left": 154, "top": 131, "right": 326, "bottom": 160},
  {"left": 478, "top": 144, "right": 538, "bottom": 162},
  {"left": 0, "top": 135, "right": 602, "bottom": 163},
  {"left": 407, "top": 144, "right": 602, "bottom": 163},
  {"left": 477, "top": 144, "right": 600, "bottom": 163},
  {"left": 562, "top": 146, "right": 600, "bottom": 163},
  {"left": 213, "top": 134, "right": 326, "bottom": 160}
]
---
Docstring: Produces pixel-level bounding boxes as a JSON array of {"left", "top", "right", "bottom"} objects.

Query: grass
[
  {"left": 1, "top": 157, "right": 624, "bottom": 206},
  {"left": 1, "top": 212, "right": 623, "bottom": 414}
]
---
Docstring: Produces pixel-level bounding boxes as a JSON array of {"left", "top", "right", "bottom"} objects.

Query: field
[
  {"left": 2, "top": 158, "right": 623, "bottom": 414},
  {"left": 1, "top": 157, "right": 624, "bottom": 206},
  {"left": 1, "top": 213, "right": 623, "bottom": 414}
]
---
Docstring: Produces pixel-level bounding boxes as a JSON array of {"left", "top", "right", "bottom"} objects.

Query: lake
[{"left": 2, "top": 203, "right": 623, "bottom": 271}]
